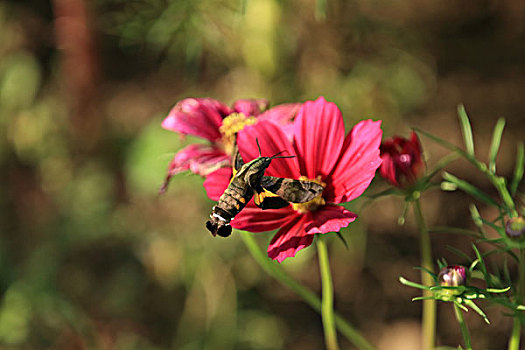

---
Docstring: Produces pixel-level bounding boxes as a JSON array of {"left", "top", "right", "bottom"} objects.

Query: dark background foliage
[{"left": 0, "top": 0, "right": 523, "bottom": 348}]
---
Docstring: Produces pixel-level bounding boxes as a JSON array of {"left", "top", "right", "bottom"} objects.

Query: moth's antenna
[
  {"left": 269, "top": 150, "right": 296, "bottom": 160},
  {"left": 270, "top": 150, "right": 286, "bottom": 157},
  {"left": 256, "top": 140, "right": 296, "bottom": 160},
  {"left": 270, "top": 155, "right": 296, "bottom": 160}
]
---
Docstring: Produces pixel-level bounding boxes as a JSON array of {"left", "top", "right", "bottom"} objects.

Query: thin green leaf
[
  {"left": 413, "top": 296, "right": 436, "bottom": 301},
  {"left": 469, "top": 204, "right": 486, "bottom": 235},
  {"left": 441, "top": 181, "right": 458, "bottom": 191},
  {"left": 472, "top": 245, "right": 492, "bottom": 287},
  {"left": 490, "top": 297, "right": 521, "bottom": 310},
  {"left": 420, "top": 182, "right": 443, "bottom": 192},
  {"left": 486, "top": 272, "right": 505, "bottom": 288},
  {"left": 443, "top": 172, "right": 501, "bottom": 208},
  {"left": 488, "top": 118, "right": 505, "bottom": 173},
  {"left": 414, "top": 128, "right": 484, "bottom": 171},
  {"left": 503, "top": 258, "right": 512, "bottom": 286},
  {"left": 454, "top": 301, "right": 469, "bottom": 312},
  {"left": 457, "top": 105, "right": 475, "bottom": 156},
  {"left": 366, "top": 187, "right": 402, "bottom": 199},
  {"left": 463, "top": 299, "right": 490, "bottom": 324},
  {"left": 446, "top": 246, "right": 472, "bottom": 263},
  {"left": 416, "top": 128, "right": 516, "bottom": 213},
  {"left": 429, "top": 226, "right": 480, "bottom": 237},
  {"left": 414, "top": 266, "right": 437, "bottom": 283},
  {"left": 479, "top": 218, "right": 505, "bottom": 236},
  {"left": 420, "top": 153, "right": 460, "bottom": 183},
  {"left": 399, "top": 277, "right": 430, "bottom": 290},
  {"left": 437, "top": 258, "right": 449, "bottom": 270},
  {"left": 479, "top": 249, "right": 500, "bottom": 259},
  {"left": 474, "top": 237, "right": 519, "bottom": 262},
  {"left": 470, "top": 261, "right": 482, "bottom": 274},
  {"left": 511, "top": 142, "right": 524, "bottom": 195},
  {"left": 477, "top": 238, "right": 505, "bottom": 247},
  {"left": 491, "top": 211, "right": 506, "bottom": 224},
  {"left": 486, "top": 286, "right": 510, "bottom": 293},
  {"left": 398, "top": 200, "right": 410, "bottom": 226},
  {"left": 336, "top": 232, "right": 348, "bottom": 249}
]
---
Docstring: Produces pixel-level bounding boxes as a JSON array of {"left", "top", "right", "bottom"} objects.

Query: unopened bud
[
  {"left": 506, "top": 217, "right": 525, "bottom": 239},
  {"left": 438, "top": 265, "right": 467, "bottom": 287},
  {"left": 379, "top": 132, "right": 425, "bottom": 188}
]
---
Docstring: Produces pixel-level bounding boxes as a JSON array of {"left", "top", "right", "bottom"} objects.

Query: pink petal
[
  {"left": 160, "top": 144, "right": 230, "bottom": 193},
  {"left": 258, "top": 103, "right": 301, "bottom": 124},
  {"left": 267, "top": 215, "right": 313, "bottom": 263},
  {"left": 326, "top": 120, "right": 383, "bottom": 203},
  {"left": 258, "top": 103, "right": 301, "bottom": 139},
  {"left": 293, "top": 97, "right": 345, "bottom": 179},
  {"left": 379, "top": 153, "right": 399, "bottom": 187},
  {"left": 232, "top": 205, "right": 296, "bottom": 232},
  {"left": 304, "top": 205, "right": 357, "bottom": 234},
  {"left": 174, "top": 144, "right": 230, "bottom": 175},
  {"left": 203, "top": 167, "right": 232, "bottom": 201},
  {"left": 237, "top": 121, "right": 300, "bottom": 179},
  {"left": 233, "top": 99, "right": 269, "bottom": 116},
  {"left": 161, "top": 98, "right": 227, "bottom": 141}
]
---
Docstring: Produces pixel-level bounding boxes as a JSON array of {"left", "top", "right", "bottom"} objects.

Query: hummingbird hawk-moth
[{"left": 206, "top": 140, "right": 324, "bottom": 237}]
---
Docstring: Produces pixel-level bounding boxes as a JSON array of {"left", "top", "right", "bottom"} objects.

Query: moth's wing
[
  {"left": 260, "top": 176, "right": 324, "bottom": 203},
  {"left": 253, "top": 186, "right": 290, "bottom": 209}
]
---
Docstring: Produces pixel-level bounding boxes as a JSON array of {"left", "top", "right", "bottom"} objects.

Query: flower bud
[
  {"left": 505, "top": 217, "right": 525, "bottom": 239},
  {"left": 379, "top": 132, "right": 425, "bottom": 188},
  {"left": 438, "top": 265, "right": 467, "bottom": 287}
]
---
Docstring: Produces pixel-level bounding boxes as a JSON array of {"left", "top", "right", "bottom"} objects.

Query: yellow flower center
[
  {"left": 219, "top": 113, "right": 257, "bottom": 155},
  {"left": 292, "top": 176, "right": 326, "bottom": 214}
]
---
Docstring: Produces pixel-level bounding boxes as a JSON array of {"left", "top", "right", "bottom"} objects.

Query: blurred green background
[{"left": 0, "top": 0, "right": 524, "bottom": 349}]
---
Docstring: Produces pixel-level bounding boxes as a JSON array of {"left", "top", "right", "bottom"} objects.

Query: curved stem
[
  {"left": 413, "top": 198, "right": 436, "bottom": 350},
  {"left": 508, "top": 248, "right": 525, "bottom": 350},
  {"left": 239, "top": 231, "right": 375, "bottom": 350},
  {"left": 317, "top": 235, "right": 339, "bottom": 350},
  {"left": 454, "top": 303, "right": 472, "bottom": 350}
]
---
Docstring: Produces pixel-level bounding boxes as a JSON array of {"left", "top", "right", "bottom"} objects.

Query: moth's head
[
  {"left": 251, "top": 138, "right": 296, "bottom": 171},
  {"left": 259, "top": 156, "right": 273, "bottom": 169},
  {"left": 250, "top": 155, "right": 292, "bottom": 173}
]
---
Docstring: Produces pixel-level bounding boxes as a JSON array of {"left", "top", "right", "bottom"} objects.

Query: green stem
[
  {"left": 454, "top": 303, "right": 472, "bottom": 350},
  {"left": 508, "top": 319, "right": 521, "bottom": 350},
  {"left": 508, "top": 248, "right": 525, "bottom": 350},
  {"left": 317, "top": 235, "right": 339, "bottom": 350},
  {"left": 413, "top": 197, "right": 436, "bottom": 350},
  {"left": 239, "top": 231, "right": 375, "bottom": 350}
]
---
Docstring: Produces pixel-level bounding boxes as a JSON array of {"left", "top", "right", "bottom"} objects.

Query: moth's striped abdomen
[{"left": 206, "top": 181, "right": 253, "bottom": 237}]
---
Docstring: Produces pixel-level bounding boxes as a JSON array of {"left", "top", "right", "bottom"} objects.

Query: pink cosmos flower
[
  {"left": 379, "top": 132, "right": 425, "bottom": 188},
  {"left": 204, "top": 97, "right": 382, "bottom": 262},
  {"left": 160, "top": 97, "right": 300, "bottom": 192}
]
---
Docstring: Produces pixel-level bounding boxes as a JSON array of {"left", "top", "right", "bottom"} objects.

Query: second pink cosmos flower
[
  {"left": 161, "top": 97, "right": 300, "bottom": 192},
  {"left": 205, "top": 97, "right": 383, "bottom": 262}
]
